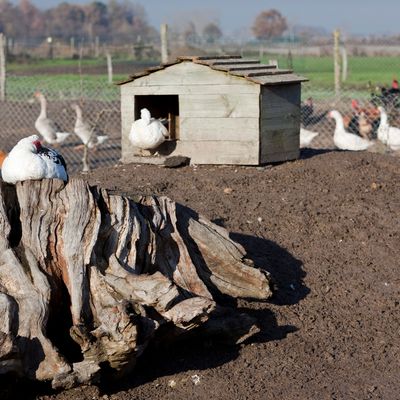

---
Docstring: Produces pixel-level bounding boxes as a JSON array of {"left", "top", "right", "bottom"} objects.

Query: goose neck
[
  {"left": 38, "top": 96, "right": 47, "bottom": 119},
  {"left": 379, "top": 109, "right": 388, "bottom": 127},
  {"left": 333, "top": 113, "right": 345, "bottom": 132}
]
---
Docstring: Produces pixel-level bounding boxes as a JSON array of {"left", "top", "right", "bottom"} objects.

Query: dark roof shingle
[{"left": 117, "top": 55, "right": 308, "bottom": 86}]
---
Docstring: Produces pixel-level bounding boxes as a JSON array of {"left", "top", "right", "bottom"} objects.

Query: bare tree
[
  {"left": 183, "top": 21, "right": 199, "bottom": 46},
  {"left": 0, "top": 0, "right": 152, "bottom": 44},
  {"left": 203, "top": 22, "right": 222, "bottom": 44},
  {"left": 0, "top": 2, "right": 22, "bottom": 38},
  {"left": 45, "top": 3, "right": 85, "bottom": 39},
  {"left": 83, "top": 1, "right": 109, "bottom": 42},
  {"left": 18, "top": 0, "right": 44, "bottom": 39},
  {"left": 252, "top": 9, "right": 287, "bottom": 41}
]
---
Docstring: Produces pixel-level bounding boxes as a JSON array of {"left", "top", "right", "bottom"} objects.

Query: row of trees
[
  {"left": 0, "top": 0, "right": 288, "bottom": 45},
  {"left": 0, "top": 0, "right": 157, "bottom": 43}
]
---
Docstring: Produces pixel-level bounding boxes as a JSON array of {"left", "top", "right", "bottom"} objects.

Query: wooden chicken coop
[{"left": 118, "top": 55, "right": 308, "bottom": 165}]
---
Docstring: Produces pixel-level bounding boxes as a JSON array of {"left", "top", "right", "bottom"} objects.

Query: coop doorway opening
[{"left": 135, "top": 95, "right": 180, "bottom": 140}]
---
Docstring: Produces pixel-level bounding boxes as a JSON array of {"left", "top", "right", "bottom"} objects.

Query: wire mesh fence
[
  {"left": 1, "top": 33, "right": 400, "bottom": 173},
  {"left": 0, "top": 74, "right": 121, "bottom": 173},
  {"left": 297, "top": 57, "right": 400, "bottom": 152}
]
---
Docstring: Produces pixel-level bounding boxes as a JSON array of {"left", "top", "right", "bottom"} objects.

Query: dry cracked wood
[{"left": 0, "top": 178, "right": 272, "bottom": 389}]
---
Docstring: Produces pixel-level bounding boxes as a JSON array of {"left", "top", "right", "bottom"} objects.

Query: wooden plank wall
[
  {"left": 121, "top": 62, "right": 261, "bottom": 165},
  {"left": 259, "top": 83, "right": 300, "bottom": 163}
]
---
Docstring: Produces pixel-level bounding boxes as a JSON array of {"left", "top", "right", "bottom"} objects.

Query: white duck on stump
[
  {"left": 377, "top": 106, "right": 400, "bottom": 151},
  {"left": 1, "top": 135, "right": 68, "bottom": 184},
  {"left": 34, "top": 92, "right": 71, "bottom": 144},
  {"left": 129, "top": 108, "right": 169, "bottom": 155},
  {"left": 71, "top": 103, "right": 109, "bottom": 149},
  {"left": 329, "top": 110, "right": 373, "bottom": 151}
]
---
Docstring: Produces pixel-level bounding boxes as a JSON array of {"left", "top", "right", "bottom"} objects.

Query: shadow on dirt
[
  {"left": 0, "top": 375, "right": 53, "bottom": 400},
  {"left": 299, "top": 148, "right": 336, "bottom": 160},
  {"left": 100, "top": 335, "right": 241, "bottom": 395},
  {"left": 0, "top": 216, "right": 309, "bottom": 399},
  {"left": 230, "top": 232, "right": 309, "bottom": 306},
  {"left": 100, "top": 232, "right": 308, "bottom": 396}
]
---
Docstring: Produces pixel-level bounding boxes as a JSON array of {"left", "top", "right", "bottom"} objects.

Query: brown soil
[{"left": 3, "top": 150, "right": 400, "bottom": 400}]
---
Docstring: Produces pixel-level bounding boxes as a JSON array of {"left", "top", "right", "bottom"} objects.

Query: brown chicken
[
  {"left": 343, "top": 99, "right": 380, "bottom": 139},
  {"left": 0, "top": 150, "right": 7, "bottom": 168}
]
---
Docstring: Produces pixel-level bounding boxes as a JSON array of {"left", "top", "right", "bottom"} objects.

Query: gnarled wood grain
[{"left": 0, "top": 178, "right": 272, "bottom": 389}]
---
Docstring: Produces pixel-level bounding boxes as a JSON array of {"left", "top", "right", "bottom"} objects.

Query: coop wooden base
[
  {"left": 122, "top": 154, "right": 190, "bottom": 167},
  {"left": 0, "top": 179, "right": 272, "bottom": 389}
]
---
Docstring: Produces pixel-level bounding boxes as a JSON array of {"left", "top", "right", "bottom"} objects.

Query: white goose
[
  {"left": 329, "top": 110, "right": 372, "bottom": 151},
  {"left": 377, "top": 106, "right": 400, "bottom": 150},
  {"left": 34, "top": 92, "right": 71, "bottom": 144},
  {"left": 1, "top": 135, "right": 68, "bottom": 184},
  {"left": 71, "top": 103, "right": 108, "bottom": 149},
  {"left": 129, "top": 108, "right": 169, "bottom": 152},
  {"left": 300, "top": 127, "right": 319, "bottom": 147}
]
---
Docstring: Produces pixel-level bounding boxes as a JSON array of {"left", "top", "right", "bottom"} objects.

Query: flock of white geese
[
  {"left": 1, "top": 92, "right": 399, "bottom": 185},
  {"left": 1, "top": 96, "right": 170, "bottom": 184},
  {"left": 34, "top": 91, "right": 109, "bottom": 148},
  {"left": 301, "top": 106, "right": 400, "bottom": 151},
  {"left": 33, "top": 92, "right": 167, "bottom": 152}
]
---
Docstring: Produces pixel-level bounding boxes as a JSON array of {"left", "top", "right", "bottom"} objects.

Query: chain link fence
[
  {"left": 1, "top": 33, "right": 400, "bottom": 173},
  {"left": 1, "top": 73, "right": 121, "bottom": 173}
]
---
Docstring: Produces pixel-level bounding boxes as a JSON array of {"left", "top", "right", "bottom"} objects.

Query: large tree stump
[{"left": 0, "top": 178, "right": 272, "bottom": 389}]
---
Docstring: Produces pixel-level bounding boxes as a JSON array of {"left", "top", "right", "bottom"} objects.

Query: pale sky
[{"left": 27, "top": 0, "right": 400, "bottom": 36}]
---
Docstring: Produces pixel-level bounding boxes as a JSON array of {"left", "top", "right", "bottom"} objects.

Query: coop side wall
[
  {"left": 259, "top": 83, "right": 301, "bottom": 164},
  {"left": 120, "top": 62, "right": 261, "bottom": 165}
]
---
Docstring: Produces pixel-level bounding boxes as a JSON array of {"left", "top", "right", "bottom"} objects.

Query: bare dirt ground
[{"left": 2, "top": 149, "right": 400, "bottom": 400}]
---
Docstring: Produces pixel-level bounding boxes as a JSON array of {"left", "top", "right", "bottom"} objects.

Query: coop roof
[{"left": 117, "top": 55, "right": 308, "bottom": 86}]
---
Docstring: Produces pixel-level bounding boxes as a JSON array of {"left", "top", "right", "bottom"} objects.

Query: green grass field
[
  {"left": 260, "top": 54, "right": 400, "bottom": 87},
  {"left": 7, "top": 58, "right": 107, "bottom": 72},
  {"left": 5, "top": 54, "right": 400, "bottom": 101},
  {"left": 5, "top": 74, "right": 122, "bottom": 101}
]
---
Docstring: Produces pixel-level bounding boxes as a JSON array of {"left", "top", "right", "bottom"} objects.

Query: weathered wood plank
[
  {"left": 261, "top": 149, "right": 299, "bottom": 164},
  {"left": 217, "top": 64, "right": 276, "bottom": 71},
  {"left": 261, "top": 129, "right": 299, "bottom": 150},
  {"left": 208, "top": 58, "right": 259, "bottom": 65},
  {"left": 130, "top": 62, "right": 257, "bottom": 87},
  {"left": 180, "top": 94, "right": 259, "bottom": 118},
  {"left": 259, "top": 84, "right": 301, "bottom": 163},
  {"left": 252, "top": 74, "right": 307, "bottom": 85},
  {"left": 179, "top": 117, "right": 259, "bottom": 141},
  {"left": 121, "top": 83, "right": 260, "bottom": 95},
  {"left": 260, "top": 116, "right": 300, "bottom": 129},
  {"left": 122, "top": 140, "right": 259, "bottom": 165},
  {"left": 120, "top": 86, "right": 135, "bottom": 155},
  {"left": 231, "top": 69, "right": 292, "bottom": 77},
  {"left": 174, "top": 140, "right": 259, "bottom": 165}
]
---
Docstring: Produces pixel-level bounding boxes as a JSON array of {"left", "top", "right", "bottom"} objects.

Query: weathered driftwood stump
[{"left": 0, "top": 178, "right": 272, "bottom": 389}]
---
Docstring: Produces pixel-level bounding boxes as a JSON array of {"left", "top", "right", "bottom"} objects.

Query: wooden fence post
[
  {"left": 333, "top": 29, "right": 341, "bottom": 98},
  {"left": 70, "top": 37, "right": 75, "bottom": 57},
  {"left": 95, "top": 36, "right": 100, "bottom": 58},
  {"left": 160, "top": 23, "right": 169, "bottom": 64},
  {"left": 106, "top": 53, "right": 113, "bottom": 84},
  {"left": 0, "top": 33, "right": 6, "bottom": 101},
  {"left": 341, "top": 46, "right": 348, "bottom": 82}
]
